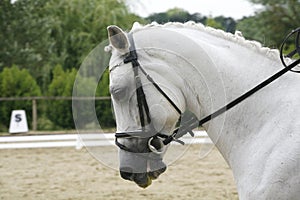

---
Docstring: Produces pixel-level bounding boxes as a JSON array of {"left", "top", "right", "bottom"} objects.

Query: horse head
[{"left": 106, "top": 25, "right": 186, "bottom": 188}]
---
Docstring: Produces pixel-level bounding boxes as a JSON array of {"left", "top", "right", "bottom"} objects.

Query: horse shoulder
[{"left": 246, "top": 135, "right": 300, "bottom": 199}]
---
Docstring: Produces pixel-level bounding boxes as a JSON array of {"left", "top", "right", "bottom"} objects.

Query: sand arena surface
[{"left": 0, "top": 145, "right": 238, "bottom": 200}]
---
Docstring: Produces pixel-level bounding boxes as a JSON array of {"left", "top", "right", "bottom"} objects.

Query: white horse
[{"left": 106, "top": 22, "right": 300, "bottom": 199}]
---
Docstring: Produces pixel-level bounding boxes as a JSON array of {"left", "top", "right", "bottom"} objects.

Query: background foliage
[
  {"left": 0, "top": 66, "right": 41, "bottom": 129},
  {"left": 237, "top": 0, "right": 300, "bottom": 48},
  {"left": 0, "top": 0, "right": 299, "bottom": 132}
]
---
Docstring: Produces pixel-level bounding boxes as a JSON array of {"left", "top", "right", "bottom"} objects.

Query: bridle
[
  {"left": 113, "top": 33, "right": 188, "bottom": 154},
  {"left": 112, "top": 28, "right": 300, "bottom": 154}
]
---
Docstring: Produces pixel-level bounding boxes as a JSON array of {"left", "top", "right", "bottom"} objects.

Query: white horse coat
[{"left": 107, "top": 22, "right": 300, "bottom": 199}]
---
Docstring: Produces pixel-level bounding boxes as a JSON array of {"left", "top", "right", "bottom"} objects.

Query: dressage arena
[{"left": 0, "top": 143, "right": 238, "bottom": 199}]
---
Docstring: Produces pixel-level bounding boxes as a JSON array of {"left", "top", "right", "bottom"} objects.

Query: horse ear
[{"left": 107, "top": 25, "right": 129, "bottom": 54}]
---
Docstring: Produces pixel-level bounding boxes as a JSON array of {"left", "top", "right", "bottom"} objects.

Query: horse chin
[
  {"left": 135, "top": 173, "right": 152, "bottom": 188},
  {"left": 120, "top": 159, "right": 167, "bottom": 188},
  {"left": 148, "top": 160, "right": 167, "bottom": 180},
  {"left": 135, "top": 166, "right": 167, "bottom": 188},
  {"left": 119, "top": 148, "right": 167, "bottom": 188}
]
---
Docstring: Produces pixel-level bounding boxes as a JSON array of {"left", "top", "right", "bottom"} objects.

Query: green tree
[
  {"left": 206, "top": 18, "right": 223, "bottom": 30},
  {"left": 72, "top": 70, "right": 108, "bottom": 129},
  {"left": 146, "top": 8, "right": 236, "bottom": 32},
  {"left": 95, "top": 69, "right": 115, "bottom": 128},
  {"left": 46, "top": 65, "right": 77, "bottom": 129},
  {"left": 147, "top": 8, "right": 206, "bottom": 24},
  {"left": 44, "top": 0, "right": 143, "bottom": 71},
  {"left": 0, "top": 0, "right": 146, "bottom": 131},
  {"left": 0, "top": 66, "right": 41, "bottom": 131},
  {"left": 48, "top": 65, "right": 114, "bottom": 129},
  {"left": 0, "top": 0, "right": 143, "bottom": 91},
  {"left": 237, "top": 0, "right": 300, "bottom": 48},
  {"left": 71, "top": 40, "right": 115, "bottom": 129},
  {"left": 214, "top": 16, "right": 236, "bottom": 33}
]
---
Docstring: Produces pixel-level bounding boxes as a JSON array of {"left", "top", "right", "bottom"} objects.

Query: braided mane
[{"left": 130, "top": 21, "right": 280, "bottom": 61}]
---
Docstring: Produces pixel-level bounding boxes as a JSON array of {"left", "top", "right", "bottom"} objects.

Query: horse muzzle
[
  {"left": 119, "top": 148, "right": 167, "bottom": 188},
  {"left": 120, "top": 161, "right": 167, "bottom": 188}
]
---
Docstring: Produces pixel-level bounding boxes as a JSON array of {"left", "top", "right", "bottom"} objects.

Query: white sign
[{"left": 9, "top": 110, "right": 29, "bottom": 134}]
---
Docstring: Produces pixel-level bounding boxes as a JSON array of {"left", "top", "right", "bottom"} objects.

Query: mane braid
[{"left": 130, "top": 21, "right": 281, "bottom": 61}]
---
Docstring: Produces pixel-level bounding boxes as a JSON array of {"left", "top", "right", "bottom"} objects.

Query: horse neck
[
  {"left": 170, "top": 28, "right": 285, "bottom": 144},
  {"left": 134, "top": 26, "right": 287, "bottom": 160}
]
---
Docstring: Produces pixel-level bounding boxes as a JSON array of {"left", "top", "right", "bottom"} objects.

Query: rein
[{"left": 113, "top": 28, "right": 300, "bottom": 153}]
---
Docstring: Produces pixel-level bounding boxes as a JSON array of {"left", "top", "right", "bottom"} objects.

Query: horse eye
[{"left": 110, "top": 86, "right": 128, "bottom": 101}]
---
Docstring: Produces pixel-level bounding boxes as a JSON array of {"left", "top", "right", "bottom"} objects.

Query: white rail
[{"left": 0, "top": 131, "right": 212, "bottom": 149}]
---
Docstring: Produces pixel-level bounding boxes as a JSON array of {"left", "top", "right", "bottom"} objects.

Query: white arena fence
[{"left": 0, "top": 131, "right": 212, "bottom": 150}]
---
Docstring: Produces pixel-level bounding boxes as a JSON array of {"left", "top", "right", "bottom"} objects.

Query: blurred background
[{"left": 0, "top": 0, "right": 299, "bottom": 133}]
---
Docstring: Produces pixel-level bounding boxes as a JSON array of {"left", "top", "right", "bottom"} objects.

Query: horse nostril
[
  {"left": 120, "top": 167, "right": 133, "bottom": 181},
  {"left": 149, "top": 166, "right": 167, "bottom": 179}
]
